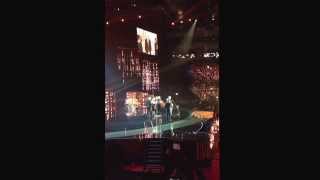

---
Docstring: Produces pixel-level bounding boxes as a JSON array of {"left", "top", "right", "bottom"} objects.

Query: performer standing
[
  {"left": 146, "top": 96, "right": 152, "bottom": 120},
  {"left": 165, "top": 96, "right": 173, "bottom": 122},
  {"left": 156, "top": 96, "right": 161, "bottom": 115},
  {"left": 169, "top": 97, "right": 174, "bottom": 120},
  {"left": 151, "top": 96, "right": 157, "bottom": 120},
  {"left": 176, "top": 105, "right": 181, "bottom": 119}
]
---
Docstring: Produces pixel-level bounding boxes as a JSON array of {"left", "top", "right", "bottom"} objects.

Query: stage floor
[{"left": 105, "top": 113, "right": 209, "bottom": 139}]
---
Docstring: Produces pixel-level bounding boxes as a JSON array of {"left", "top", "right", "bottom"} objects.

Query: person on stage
[
  {"left": 151, "top": 96, "right": 157, "bottom": 120},
  {"left": 176, "top": 105, "right": 181, "bottom": 119},
  {"left": 165, "top": 96, "right": 173, "bottom": 122},
  {"left": 156, "top": 96, "right": 161, "bottom": 115},
  {"left": 146, "top": 96, "right": 152, "bottom": 120}
]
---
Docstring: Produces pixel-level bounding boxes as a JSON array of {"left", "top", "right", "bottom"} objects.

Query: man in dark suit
[
  {"left": 144, "top": 38, "right": 149, "bottom": 54},
  {"left": 148, "top": 39, "right": 152, "bottom": 54}
]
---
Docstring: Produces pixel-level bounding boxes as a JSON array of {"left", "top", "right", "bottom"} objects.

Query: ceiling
[{"left": 106, "top": 0, "right": 218, "bottom": 24}]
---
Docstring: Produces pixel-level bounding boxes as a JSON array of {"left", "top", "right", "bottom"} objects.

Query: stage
[{"left": 105, "top": 110, "right": 211, "bottom": 139}]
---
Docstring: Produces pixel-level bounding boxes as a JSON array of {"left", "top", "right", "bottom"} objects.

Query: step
[
  {"left": 146, "top": 155, "right": 161, "bottom": 158},
  {"left": 145, "top": 164, "right": 162, "bottom": 167},
  {"left": 147, "top": 151, "right": 161, "bottom": 154},
  {"left": 147, "top": 148, "right": 162, "bottom": 151},
  {"left": 147, "top": 143, "right": 162, "bottom": 146},
  {"left": 146, "top": 160, "right": 162, "bottom": 163}
]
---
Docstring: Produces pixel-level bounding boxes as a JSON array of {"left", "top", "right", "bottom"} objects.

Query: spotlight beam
[{"left": 176, "top": 20, "right": 197, "bottom": 53}]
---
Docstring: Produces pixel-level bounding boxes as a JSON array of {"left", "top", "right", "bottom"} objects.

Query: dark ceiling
[{"left": 106, "top": 0, "right": 218, "bottom": 24}]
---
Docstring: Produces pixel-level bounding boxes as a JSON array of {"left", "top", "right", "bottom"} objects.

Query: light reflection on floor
[{"left": 105, "top": 113, "right": 210, "bottom": 139}]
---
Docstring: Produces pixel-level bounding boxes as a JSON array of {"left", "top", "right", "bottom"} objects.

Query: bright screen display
[{"left": 137, "top": 27, "right": 158, "bottom": 55}]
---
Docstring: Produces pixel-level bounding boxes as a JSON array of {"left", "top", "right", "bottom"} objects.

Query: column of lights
[
  {"left": 105, "top": 89, "right": 116, "bottom": 121},
  {"left": 142, "top": 60, "right": 151, "bottom": 91},
  {"left": 116, "top": 48, "right": 141, "bottom": 83},
  {"left": 142, "top": 60, "right": 159, "bottom": 92}
]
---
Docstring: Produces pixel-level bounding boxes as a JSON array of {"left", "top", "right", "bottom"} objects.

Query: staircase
[{"left": 144, "top": 138, "right": 163, "bottom": 174}]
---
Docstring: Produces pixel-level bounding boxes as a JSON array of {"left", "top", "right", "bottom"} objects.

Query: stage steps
[{"left": 144, "top": 139, "right": 163, "bottom": 174}]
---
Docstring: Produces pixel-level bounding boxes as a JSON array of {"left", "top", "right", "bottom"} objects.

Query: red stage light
[
  {"left": 189, "top": 18, "right": 192, "bottom": 22},
  {"left": 138, "top": 15, "right": 142, "bottom": 19},
  {"left": 180, "top": 20, "right": 184, "bottom": 24},
  {"left": 121, "top": 18, "right": 125, "bottom": 22},
  {"left": 106, "top": 21, "right": 109, "bottom": 25},
  {"left": 171, "top": 22, "right": 175, "bottom": 26}
]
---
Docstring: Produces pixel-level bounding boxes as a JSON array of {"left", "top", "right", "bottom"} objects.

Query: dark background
[{"left": 2, "top": 0, "right": 319, "bottom": 180}]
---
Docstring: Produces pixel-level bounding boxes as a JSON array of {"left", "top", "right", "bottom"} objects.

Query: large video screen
[{"left": 136, "top": 27, "right": 158, "bottom": 55}]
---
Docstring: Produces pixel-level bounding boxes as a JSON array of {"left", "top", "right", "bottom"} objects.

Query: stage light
[
  {"left": 138, "top": 15, "right": 142, "bottom": 19},
  {"left": 188, "top": 18, "right": 192, "bottom": 22},
  {"left": 117, "top": 8, "right": 120, "bottom": 11},
  {"left": 195, "top": 19, "right": 198, "bottom": 22},
  {"left": 106, "top": 21, "right": 109, "bottom": 25},
  {"left": 171, "top": 22, "right": 175, "bottom": 26},
  {"left": 121, "top": 18, "right": 125, "bottom": 22},
  {"left": 176, "top": 18, "right": 197, "bottom": 53}
]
